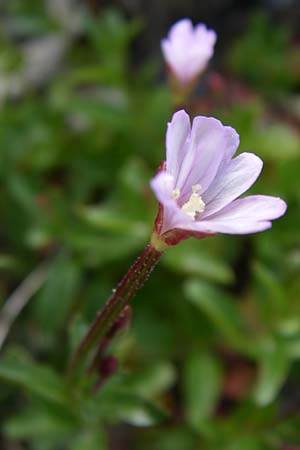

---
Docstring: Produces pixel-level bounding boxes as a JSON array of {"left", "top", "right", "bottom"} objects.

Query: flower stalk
[{"left": 68, "top": 242, "right": 163, "bottom": 378}]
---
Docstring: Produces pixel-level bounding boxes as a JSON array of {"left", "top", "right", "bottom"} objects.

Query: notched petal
[
  {"left": 166, "top": 110, "right": 191, "bottom": 180},
  {"left": 202, "top": 152, "right": 263, "bottom": 217}
]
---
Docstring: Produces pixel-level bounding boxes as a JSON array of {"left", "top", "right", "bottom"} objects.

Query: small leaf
[
  {"left": 184, "top": 279, "right": 251, "bottom": 352},
  {"left": 253, "top": 124, "right": 300, "bottom": 161},
  {"left": 164, "top": 245, "right": 234, "bottom": 284},
  {"left": 83, "top": 367, "right": 172, "bottom": 426},
  {"left": 228, "top": 435, "right": 269, "bottom": 450},
  {"left": 120, "top": 362, "right": 176, "bottom": 399},
  {"left": 94, "top": 390, "right": 168, "bottom": 426},
  {"left": 4, "top": 408, "right": 76, "bottom": 440},
  {"left": 183, "top": 351, "right": 222, "bottom": 428},
  {"left": 253, "top": 341, "right": 290, "bottom": 406},
  {"left": 71, "top": 430, "right": 107, "bottom": 450},
  {"left": 0, "top": 350, "right": 70, "bottom": 407},
  {"left": 33, "top": 253, "right": 81, "bottom": 333},
  {"left": 77, "top": 205, "right": 148, "bottom": 238}
]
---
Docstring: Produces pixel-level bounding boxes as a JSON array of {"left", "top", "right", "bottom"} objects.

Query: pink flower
[
  {"left": 161, "top": 19, "right": 217, "bottom": 84},
  {"left": 150, "top": 110, "right": 287, "bottom": 244}
]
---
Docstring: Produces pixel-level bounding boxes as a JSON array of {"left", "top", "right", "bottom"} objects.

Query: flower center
[{"left": 172, "top": 184, "right": 205, "bottom": 220}]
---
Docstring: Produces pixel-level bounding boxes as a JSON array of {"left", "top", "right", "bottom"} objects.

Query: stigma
[{"left": 172, "top": 184, "right": 205, "bottom": 220}]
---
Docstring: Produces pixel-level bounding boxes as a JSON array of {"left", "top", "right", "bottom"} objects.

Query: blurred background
[{"left": 0, "top": 1, "right": 300, "bottom": 449}]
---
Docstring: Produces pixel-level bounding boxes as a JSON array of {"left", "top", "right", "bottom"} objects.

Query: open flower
[
  {"left": 161, "top": 19, "right": 217, "bottom": 84},
  {"left": 150, "top": 110, "right": 287, "bottom": 245}
]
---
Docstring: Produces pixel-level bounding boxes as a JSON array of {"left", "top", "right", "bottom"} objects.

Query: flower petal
[
  {"left": 172, "top": 195, "right": 287, "bottom": 235},
  {"left": 150, "top": 171, "right": 175, "bottom": 205},
  {"left": 175, "top": 218, "right": 273, "bottom": 235},
  {"left": 161, "top": 19, "right": 216, "bottom": 83},
  {"left": 202, "top": 152, "right": 263, "bottom": 217},
  {"left": 209, "top": 195, "right": 287, "bottom": 221},
  {"left": 195, "top": 24, "right": 217, "bottom": 49},
  {"left": 161, "top": 19, "right": 193, "bottom": 81},
  {"left": 166, "top": 110, "right": 191, "bottom": 181},
  {"left": 150, "top": 170, "right": 193, "bottom": 233},
  {"left": 176, "top": 116, "right": 229, "bottom": 199},
  {"left": 202, "top": 126, "right": 240, "bottom": 191},
  {"left": 200, "top": 125, "right": 240, "bottom": 198},
  {"left": 168, "top": 18, "right": 193, "bottom": 41},
  {"left": 223, "top": 126, "right": 240, "bottom": 164}
]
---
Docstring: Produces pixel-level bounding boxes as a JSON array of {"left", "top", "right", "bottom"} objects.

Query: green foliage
[
  {"left": 0, "top": 3, "right": 299, "bottom": 450},
  {"left": 0, "top": 349, "right": 71, "bottom": 407},
  {"left": 183, "top": 351, "right": 222, "bottom": 428},
  {"left": 227, "top": 13, "right": 300, "bottom": 94}
]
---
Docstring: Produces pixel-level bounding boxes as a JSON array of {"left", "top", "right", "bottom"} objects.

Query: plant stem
[{"left": 68, "top": 243, "right": 162, "bottom": 377}]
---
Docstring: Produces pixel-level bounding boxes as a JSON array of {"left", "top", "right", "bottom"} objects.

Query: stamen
[
  {"left": 172, "top": 185, "right": 205, "bottom": 220},
  {"left": 192, "top": 184, "right": 201, "bottom": 193},
  {"left": 181, "top": 184, "right": 205, "bottom": 220}
]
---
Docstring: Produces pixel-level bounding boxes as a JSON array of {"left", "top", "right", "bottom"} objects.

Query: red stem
[{"left": 68, "top": 243, "right": 162, "bottom": 377}]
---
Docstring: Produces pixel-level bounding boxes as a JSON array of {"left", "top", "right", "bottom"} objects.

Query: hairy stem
[{"left": 68, "top": 243, "right": 162, "bottom": 377}]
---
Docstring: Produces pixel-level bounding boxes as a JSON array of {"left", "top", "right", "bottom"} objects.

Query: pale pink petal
[
  {"left": 168, "top": 18, "right": 193, "bottom": 41},
  {"left": 202, "top": 153, "right": 263, "bottom": 217},
  {"left": 161, "top": 19, "right": 216, "bottom": 83},
  {"left": 194, "top": 24, "right": 217, "bottom": 55},
  {"left": 150, "top": 170, "right": 192, "bottom": 233},
  {"left": 176, "top": 116, "right": 228, "bottom": 199},
  {"left": 161, "top": 207, "right": 192, "bottom": 234},
  {"left": 166, "top": 110, "right": 191, "bottom": 181},
  {"left": 171, "top": 195, "right": 286, "bottom": 235},
  {"left": 161, "top": 19, "right": 193, "bottom": 78},
  {"left": 209, "top": 195, "right": 287, "bottom": 222},
  {"left": 200, "top": 125, "right": 240, "bottom": 196},
  {"left": 150, "top": 171, "right": 175, "bottom": 205},
  {"left": 222, "top": 126, "right": 240, "bottom": 164},
  {"left": 174, "top": 218, "right": 273, "bottom": 235}
]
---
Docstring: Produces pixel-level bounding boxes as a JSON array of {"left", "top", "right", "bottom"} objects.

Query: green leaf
[
  {"left": 252, "top": 262, "right": 286, "bottom": 330},
  {"left": 252, "top": 124, "right": 300, "bottom": 161},
  {"left": 71, "top": 429, "right": 107, "bottom": 450},
  {"left": 33, "top": 253, "right": 81, "bottom": 333},
  {"left": 88, "top": 389, "right": 168, "bottom": 427},
  {"left": 272, "top": 415, "right": 300, "bottom": 444},
  {"left": 0, "top": 350, "right": 70, "bottom": 407},
  {"left": 253, "top": 341, "right": 290, "bottom": 406},
  {"left": 164, "top": 245, "right": 234, "bottom": 285},
  {"left": 183, "top": 351, "right": 222, "bottom": 429},
  {"left": 228, "top": 435, "right": 270, "bottom": 450},
  {"left": 184, "top": 279, "right": 251, "bottom": 353},
  {"left": 82, "top": 365, "right": 173, "bottom": 426},
  {"left": 77, "top": 205, "right": 148, "bottom": 238},
  {"left": 4, "top": 407, "right": 76, "bottom": 440},
  {"left": 116, "top": 393, "right": 169, "bottom": 426},
  {"left": 119, "top": 362, "right": 176, "bottom": 399}
]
